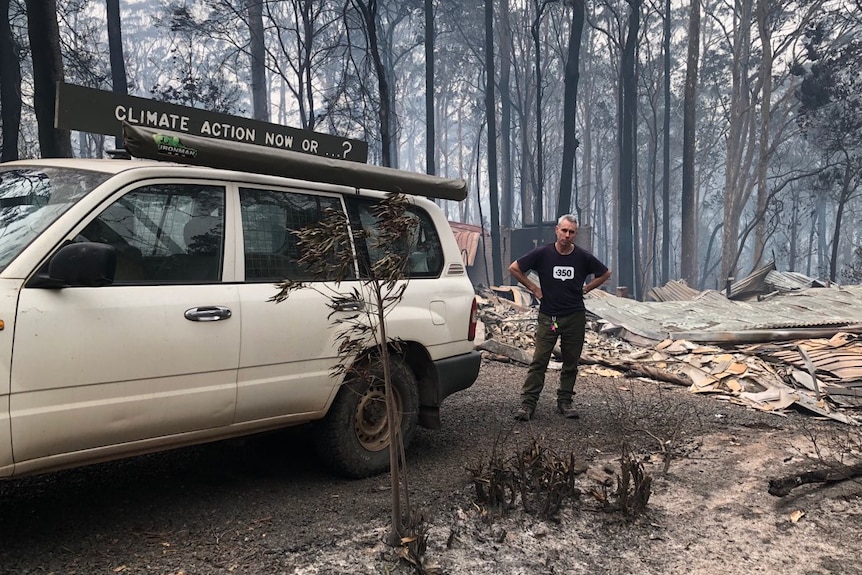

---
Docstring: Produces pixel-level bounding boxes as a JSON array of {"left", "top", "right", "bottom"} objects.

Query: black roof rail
[
  {"left": 106, "top": 149, "right": 131, "bottom": 160},
  {"left": 122, "top": 122, "right": 468, "bottom": 202}
]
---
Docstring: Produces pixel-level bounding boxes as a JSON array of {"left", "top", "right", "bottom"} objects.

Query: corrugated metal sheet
[
  {"left": 727, "top": 261, "right": 776, "bottom": 299},
  {"left": 642, "top": 266, "right": 825, "bottom": 303},
  {"left": 765, "top": 270, "right": 825, "bottom": 292},
  {"left": 646, "top": 279, "right": 701, "bottom": 302},
  {"left": 587, "top": 285, "right": 862, "bottom": 343},
  {"left": 745, "top": 334, "right": 862, "bottom": 385},
  {"left": 742, "top": 334, "right": 862, "bottom": 408},
  {"left": 449, "top": 221, "right": 490, "bottom": 267}
]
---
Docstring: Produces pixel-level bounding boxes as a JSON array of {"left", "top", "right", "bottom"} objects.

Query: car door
[
  {"left": 234, "top": 186, "right": 356, "bottom": 422},
  {"left": 10, "top": 182, "right": 240, "bottom": 463}
]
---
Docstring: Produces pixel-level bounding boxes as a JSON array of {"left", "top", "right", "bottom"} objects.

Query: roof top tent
[{"left": 122, "top": 123, "right": 468, "bottom": 202}]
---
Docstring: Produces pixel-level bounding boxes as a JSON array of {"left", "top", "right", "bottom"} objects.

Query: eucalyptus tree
[
  {"left": 509, "top": 1, "right": 540, "bottom": 226},
  {"left": 343, "top": 0, "right": 424, "bottom": 167},
  {"left": 618, "top": 0, "right": 640, "bottom": 297},
  {"left": 748, "top": 0, "right": 826, "bottom": 270},
  {"left": 424, "top": 0, "right": 435, "bottom": 175},
  {"left": 715, "top": 0, "right": 828, "bottom": 282},
  {"left": 556, "top": 0, "right": 586, "bottom": 222},
  {"left": 259, "top": 0, "right": 345, "bottom": 130},
  {"left": 687, "top": 2, "right": 733, "bottom": 287},
  {"left": 796, "top": 16, "right": 862, "bottom": 282},
  {"left": 247, "top": 0, "right": 267, "bottom": 121},
  {"left": 106, "top": 0, "right": 127, "bottom": 148},
  {"left": 659, "top": 0, "right": 671, "bottom": 284},
  {"left": 150, "top": 3, "right": 243, "bottom": 114},
  {"left": 589, "top": 0, "right": 641, "bottom": 295},
  {"left": 25, "top": 0, "right": 72, "bottom": 157},
  {"left": 530, "top": 0, "right": 557, "bottom": 231},
  {"left": 498, "top": 0, "right": 514, "bottom": 228},
  {"left": 483, "top": 0, "right": 502, "bottom": 284},
  {"left": 578, "top": 22, "right": 618, "bottom": 267},
  {"left": 0, "top": 0, "right": 21, "bottom": 161},
  {"left": 679, "top": 0, "right": 699, "bottom": 288},
  {"left": 430, "top": 1, "right": 484, "bottom": 221},
  {"left": 634, "top": 5, "right": 669, "bottom": 292},
  {"left": 630, "top": 0, "right": 673, "bottom": 295},
  {"left": 118, "top": 1, "right": 168, "bottom": 101},
  {"left": 272, "top": 193, "right": 422, "bottom": 547}
]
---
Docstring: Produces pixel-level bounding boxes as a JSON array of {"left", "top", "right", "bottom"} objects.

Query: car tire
[{"left": 314, "top": 356, "right": 419, "bottom": 478}]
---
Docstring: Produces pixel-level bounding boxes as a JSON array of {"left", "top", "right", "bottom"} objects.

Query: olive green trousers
[{"left": 519, "top": 311, "right": 587, "bottom": 410}]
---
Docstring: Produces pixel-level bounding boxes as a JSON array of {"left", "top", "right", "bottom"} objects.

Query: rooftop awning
[{"left": 122, "top": 122, "right": 468, "bottom": 202}]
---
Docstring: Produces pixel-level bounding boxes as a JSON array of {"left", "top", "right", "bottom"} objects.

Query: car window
[
  {"left": 77, "top": 183, "right": 226, "bottom": 283},
  {"left": 239, "top": 187, "right": 351, "bottom": 282},
  {"left": 346, "top": 198, "right": 443, "bottom": 279},
  {"left": 0, "top": 166, "right": 110, "bottom": 272}
]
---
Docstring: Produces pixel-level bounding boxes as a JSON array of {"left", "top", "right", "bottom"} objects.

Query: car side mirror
[{"left": 29, "top": 242, "right": 117, "bottom": 288}]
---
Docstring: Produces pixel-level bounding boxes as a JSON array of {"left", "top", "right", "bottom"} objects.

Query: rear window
[{"left": 346, "top": 198, "right": 444, "bottom": 279}]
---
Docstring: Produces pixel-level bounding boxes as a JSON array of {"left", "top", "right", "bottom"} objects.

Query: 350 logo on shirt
[{"left": 553, "top": 266, "right": 575, "bottom": 281}]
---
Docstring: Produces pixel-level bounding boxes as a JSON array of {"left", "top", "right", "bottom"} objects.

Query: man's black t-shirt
[{"left": 516, "top": 243, "right": 608, "bottom": 316}]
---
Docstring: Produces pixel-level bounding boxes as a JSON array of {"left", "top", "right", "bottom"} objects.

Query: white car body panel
[
  {"left": 0, "top": 158, "right": 480, "bottom": 479},
  {"left": 235, "top": 283, "right": 343, "bottom": 422},
  {"left": 11, "top": 283, "right": 241, "bottom": 461}
]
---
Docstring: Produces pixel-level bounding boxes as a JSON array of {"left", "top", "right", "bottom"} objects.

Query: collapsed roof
[{"left": 476, "top": 265, "right": 862, "bottom": 425}]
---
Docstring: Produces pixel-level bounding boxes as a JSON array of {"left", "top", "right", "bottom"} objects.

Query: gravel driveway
[{"left": 2, "top": 357, "right": 860, "bottom": 575}]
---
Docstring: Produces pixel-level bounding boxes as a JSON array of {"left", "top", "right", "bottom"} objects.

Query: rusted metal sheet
[
  {"left": 450, "top": 222, "right": 484, "bottom": 266},
  {"left": 743, "top": 333, "right": 862, "bottom": 407}
]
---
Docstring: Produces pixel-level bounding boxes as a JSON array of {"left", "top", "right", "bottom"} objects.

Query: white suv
[{"left": 0, "top": 156, "right": 480, "bottom": 479}]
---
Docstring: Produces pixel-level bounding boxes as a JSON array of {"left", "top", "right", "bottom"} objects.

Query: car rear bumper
[{"left": 418, "top": 349, "right": 481, "bottom": 429}]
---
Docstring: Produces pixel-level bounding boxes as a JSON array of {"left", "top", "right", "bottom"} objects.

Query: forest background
[{"left": 1, "top": 0, "right": 861, "bottom": 299}]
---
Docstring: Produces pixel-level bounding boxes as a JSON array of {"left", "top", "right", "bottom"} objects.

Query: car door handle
[
  {"left": 184, "top": 306, "right": 233, "bottom": 322},
  {"left": 334, "top": 300, "right": 364, "bottom": 312}
]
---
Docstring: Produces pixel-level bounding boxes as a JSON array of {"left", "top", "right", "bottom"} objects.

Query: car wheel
[{"left": 314, "top": 356, "right": 419, "bottom": 478}]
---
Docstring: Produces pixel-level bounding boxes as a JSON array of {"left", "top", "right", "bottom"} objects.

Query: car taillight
[{"left": 467, "top": 297, "right": 478, "bottom": 341}]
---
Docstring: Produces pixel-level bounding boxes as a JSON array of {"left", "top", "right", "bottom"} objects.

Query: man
[{"left": 509, "top": 214, "right": 611, "bottom": 421}]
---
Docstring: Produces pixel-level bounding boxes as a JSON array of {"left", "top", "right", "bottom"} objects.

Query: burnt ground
[{"left": 1, "top": 357, "right": 861, "bottom": 575}]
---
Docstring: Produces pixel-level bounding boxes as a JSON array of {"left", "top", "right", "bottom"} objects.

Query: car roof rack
[
  {"left": 106, "top": 149, "right": 131, "bottom": 160},
  {"left": 122, "top": 122, "right": 468, "bottom": 202}
]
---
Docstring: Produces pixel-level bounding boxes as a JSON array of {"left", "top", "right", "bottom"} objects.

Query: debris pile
[{"left": 475, "top": 285, "right": 862, "bottom": 425}]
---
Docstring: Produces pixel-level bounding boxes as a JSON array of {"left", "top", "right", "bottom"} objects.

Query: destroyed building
[{"left": 476, "top": 261, "right": 862, "bottom": 425}]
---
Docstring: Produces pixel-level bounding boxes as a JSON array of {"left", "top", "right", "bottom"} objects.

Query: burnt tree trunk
[{"left": 768, "top": 463, "right": 862, "bottom": 497}]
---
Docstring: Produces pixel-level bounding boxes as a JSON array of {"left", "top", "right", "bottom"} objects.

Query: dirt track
[{"left": 1, "top": 358, "right": 860, "bottom": 574}]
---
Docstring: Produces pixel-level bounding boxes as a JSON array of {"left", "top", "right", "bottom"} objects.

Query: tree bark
[
  {"left": 424, "top": 0, "right": 435, "bottom": 175},
  {"left": 531, "top": 0, "right": 548, "bottom": 234},
  {"left": 768, "top": 463, "right": 862, "bottom": 497},
  {"left": 485, "top": 0, "right": 503, "bottom": 285},
  {"left": 25, "top": 0, "right": 72, "bottom": 158},
  {"left": 0, "top": 0, "right": 21, "bottom": 161},
  {"left": 556, "top": 0, "right": 585, "bottom": 220},
  {"left": 248, "top": 0, "right": 269, "bottom": 122},
  {"left": 680, "top": 0, "right": 700, "bottom": 287},
  {"left": 751, "top": 0, "right": 772, "bottom": 269},
  {"left": 720, "top": 0, "right": 755, "bottom": 281},
  {"left": 617, "top": 0, "right": 639, "bottom": 295},
  {"left": 498, "top": 0, "right": 513, "bottom": 228},
  {"left": 660, "top": 0, "right": 671, "bottom": 285},
  {"left": 351, "top": 0, "right": 392, "bottom": 167},
  {"left": 829, "top": 158, "right": 855, "bottom": 282},
  {"left": 106, "top": 0, "right": 128, "bottom": 150}
]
